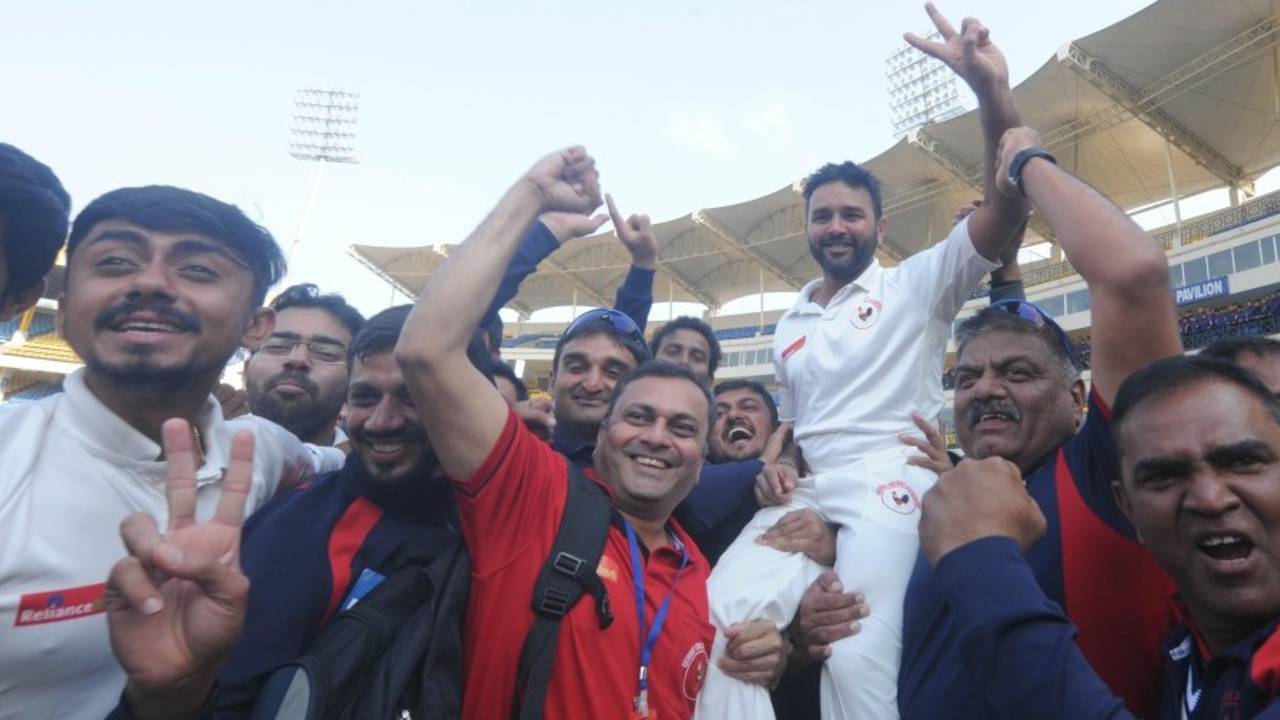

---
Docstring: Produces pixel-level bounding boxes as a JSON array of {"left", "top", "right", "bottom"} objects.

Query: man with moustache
[
  {"left": 915, "top": 355, "right": 1280, "bottom": 719},
  {"left": 0, "top": 185, "right": 342, "bottom": 720},
  {"left": 697, "top": 7, "right": 1032, "bottom": 718},
  {"left": 0, "top": 143, "right": 71, "bottom": 320},
  {"left": 699, "top": 380, "right": 782, "bottom": 564},
  {"left": 243, "top": 283, "right": 365, "bottom": 446},
  {"left": 106, "top": 305, "right": 487, "bottom": 718}
]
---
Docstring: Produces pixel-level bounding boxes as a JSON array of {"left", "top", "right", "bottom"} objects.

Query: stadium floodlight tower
[
  {"left": 287, "top": 87, "right": 360, "bottom": 266},
  {"left": 886, "top": 31, "right": 971, "bottom": 137}
]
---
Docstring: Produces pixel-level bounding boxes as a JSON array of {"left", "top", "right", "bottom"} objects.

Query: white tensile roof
[{"left": 351, "top": 0, "right": 1280, "bottom": 315}]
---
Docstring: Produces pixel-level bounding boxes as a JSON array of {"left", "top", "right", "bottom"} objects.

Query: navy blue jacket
[
  {"left": 901, "top": 390, "right": 1176, "bottom": 719},
  {"left": 219, "top": 453, "right": 457, "bottom": 715},
  {"left": 935, "top": 536, "right": 1280, "bottom": 719}
]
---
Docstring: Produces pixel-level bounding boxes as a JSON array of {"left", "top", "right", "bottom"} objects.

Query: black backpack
[
  {"left": 246, "top": 534, "right": 470, "bottom": 720},
  {"left": 246, "top": 462, "right": 613, "bottom": 720}
]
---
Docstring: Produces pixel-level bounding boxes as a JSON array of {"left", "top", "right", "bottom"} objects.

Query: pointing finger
[{"left": 605, "top": 193, "right": 625, "bottom": 231}]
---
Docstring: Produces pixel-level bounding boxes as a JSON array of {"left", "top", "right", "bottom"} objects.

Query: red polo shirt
[{"left": 454, "top": 410, "right": 714, "bottom": 720}]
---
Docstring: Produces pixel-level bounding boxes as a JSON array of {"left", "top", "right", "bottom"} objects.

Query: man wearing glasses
[{"left": 244, "top": 283, "right": 366, "bottom": 447}]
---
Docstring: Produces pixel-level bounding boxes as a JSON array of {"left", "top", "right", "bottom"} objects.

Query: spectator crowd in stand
[
  {"left": 4, "top": 6, "right": 1280, "bottom": 720},
  {"left": 944, "top": 288, "right": 1280, "bottom": 388}
]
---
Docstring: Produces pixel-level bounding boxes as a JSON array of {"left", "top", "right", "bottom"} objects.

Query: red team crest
[
  {"left": 851, "top": 298, "right": 882, "bottom": 330},
  {"left": 876, "top": 480, "right": 920, "bottom": 515},
  {"left": 682, "top": 641, "right": 709, "bottom": 701}
]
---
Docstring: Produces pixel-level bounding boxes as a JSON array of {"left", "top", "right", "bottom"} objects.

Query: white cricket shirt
[
  {"left": 0, "top": 369, "right": 341, "bottom": 720},
  {"left": 773, "top": 217, "right": 998, "bottom": 474}
]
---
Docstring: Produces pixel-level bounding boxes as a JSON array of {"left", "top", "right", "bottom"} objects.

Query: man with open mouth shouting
[{"left": 916, "top": 355, "right": 1280, "bottom": 719}]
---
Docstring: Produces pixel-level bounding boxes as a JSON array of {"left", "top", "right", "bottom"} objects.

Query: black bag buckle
[
  {"left": 551, "top": 552, "right": 585, "bottom": 579},
  {"left": 536, "top": 587, "right": 572, "bottom": 617}
]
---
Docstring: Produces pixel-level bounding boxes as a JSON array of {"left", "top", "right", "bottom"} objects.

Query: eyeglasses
[
  {"left": 564, "top": 308, "right": 645, "bottom": 342},
  {"left": 989, "top": 299, "right": 1076, "bottom": 367},
  {"left": 257, "top": 338, "right": 347, "bottom": 364}
]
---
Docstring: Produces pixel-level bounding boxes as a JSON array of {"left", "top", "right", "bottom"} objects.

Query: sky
[{"left": 4, "top": 0, "right": 1162, "bottom": 319}]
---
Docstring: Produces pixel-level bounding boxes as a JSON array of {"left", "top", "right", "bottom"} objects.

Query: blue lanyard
[{"left": 625, "top": 520, "right": 689, "bottom": 716}]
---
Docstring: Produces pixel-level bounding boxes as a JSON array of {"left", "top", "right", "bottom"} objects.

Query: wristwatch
[{"left": 1008, "top": 146, "right": 1056, "bottom": 197}]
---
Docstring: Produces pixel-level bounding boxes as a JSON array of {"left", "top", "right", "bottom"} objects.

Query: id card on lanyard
[{"left": 625, "top": 519, "right": 689, "bottom": 720}]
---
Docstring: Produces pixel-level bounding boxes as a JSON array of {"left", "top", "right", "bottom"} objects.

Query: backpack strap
[{"left": 513, "top": 461, "right": 614, "bottom": 720}]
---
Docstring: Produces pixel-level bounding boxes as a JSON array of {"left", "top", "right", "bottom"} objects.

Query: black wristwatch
[{"left": 1008, "top": 146, "right": 1056, "bottom": 197}]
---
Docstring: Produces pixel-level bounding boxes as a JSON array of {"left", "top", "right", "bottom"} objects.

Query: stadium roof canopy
[{"left": 351, "top": 0, "right": 1280, "bottom": 316}]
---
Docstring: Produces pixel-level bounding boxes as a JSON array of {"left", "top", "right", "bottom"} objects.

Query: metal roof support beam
[
  {"left": 907, "top": 129, "right": 1056, "bottom": 242},
  {"left": 1058, "top": 41, "right": 1253, "bottom": 192},
  {"left": 692, "top": 210, "right": 808, "bottom": 289},
  {"left": 655, "top": 263, "right": 720, "bottom": 311},
  {"left": 541, "top": 258, "right": 612, "bottom": 308}
]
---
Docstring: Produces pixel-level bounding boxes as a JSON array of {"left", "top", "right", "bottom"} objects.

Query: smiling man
[
  {"left": 885, "top": 125, "right": 1185, "bottom": 720},
  {"left": 392, "top": 147, "right": 795, "bottom": 719},
  {"left": 0, "top": 185, "right": 341, "bottom": 720},
  {"left": 698, "top": 8, "right": 1034, "bottom": 718},
  {"left": 244, "top": 283, "right": 365, "bottom": 446},
  {"left": 710, "top": 380, "right": 777, "bottom": 464},
  {"left": 914, "top": 355, "right": 1280, "bottom": 719},
  {"left": 653, "top": 316, "right": 721, "bottom": 385}
]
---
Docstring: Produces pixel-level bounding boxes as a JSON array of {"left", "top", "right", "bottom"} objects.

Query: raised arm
[
  {"left": 907, "top": 3, "right": 1027, "bottom": 260},
  {"left": 606, "top": 193, "right": 658, "bottom": 331},
  {"left": 395, "top": 148, "right": 604, "bottom": 482},
  {"left": 996, "top": 126, "right": 1182, "bottom": 405}
]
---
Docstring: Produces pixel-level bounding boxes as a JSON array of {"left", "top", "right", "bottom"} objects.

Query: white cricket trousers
[{"left": 694, "top": 445, "right": 936, "bottom": 720}]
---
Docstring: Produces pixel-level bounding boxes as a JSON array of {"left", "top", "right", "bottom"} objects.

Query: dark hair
[
  {"left": 802, "top": 161, "right": 883, "bottom": 220},
  {"left": 605, "top": 360, "right": 715, "bottom": 439},
  {"left": 67, "top": 186, "right": 286, "bottom": 306},
  {"left": 1113, "top": 355, "right": 1280, "bottom": 445},
  {"left": 713, "top": 379, "right": 779, "bottom": 428},
  {"left": 651, "top": 316, "right": 721, "bottom": 377},
  {"left": 955, "top": 306, "right": 1078, "bottom": 381},
  {"left": 1201, "top": 336, "right": 1280, "bottom": 362},
  {"left": 489, "top": 358, "right": 529, "bottom": 402},
  {"left": 349, "top": 304, "right": 492, "bottom": 384},
  {"left": 552, "top": 310, "right": 650, "bottom": 371},
  {"left": 0, "top": 144, "right": 71, "bottom": 298},
  {"left": 270, "top": 283, "right": 365, "bottom": 339}
]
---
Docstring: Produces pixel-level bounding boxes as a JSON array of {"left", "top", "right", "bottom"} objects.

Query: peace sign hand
[
  {"left": 905, "top": 3, "right": 1009, "bottom": 98},
  {"left": 605, "top": 193, "right": 658, "bottom": 270},
  {"left": 106, "top": 419, "right": 254, "bottom": 718}
]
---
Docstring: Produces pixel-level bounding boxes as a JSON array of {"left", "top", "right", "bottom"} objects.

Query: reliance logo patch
[
  {"left": 781, "top": 336, "right": 806, "bottom": 361},
  {"left": 14, "top": 583, "right": 107, "bottom": 627}
]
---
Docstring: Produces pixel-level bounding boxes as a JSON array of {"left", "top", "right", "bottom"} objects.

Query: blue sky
[{"left": 5, "top": 0, "right": 1156, "bottom": 317}]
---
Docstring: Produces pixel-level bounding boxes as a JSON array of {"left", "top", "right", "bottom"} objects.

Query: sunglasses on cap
[
  {"left": 563, "top": 308, "right": 645, "bottom": 342},
  {"left": 989, "top": 299, "right": 1076, "bottom": 366}
]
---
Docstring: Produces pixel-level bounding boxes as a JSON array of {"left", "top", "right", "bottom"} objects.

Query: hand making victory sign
[
  {"left": 905, "top": 2, "right": 1009, "bottom": 99},
  {"left": 105, "top": 419, "right": 255, "bottom": 719}
]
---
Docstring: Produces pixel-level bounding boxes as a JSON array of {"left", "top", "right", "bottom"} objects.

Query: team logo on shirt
[
  {"left": 851, "top": 298, "right": 883, "bottom": 330},
  {"left": 681, "top": 641, "right": 709, "bottom": 701},
  {"left": 876, "top": 480, "right": 920, "bottom": 515},
  {"left": 596, "top": 555, "right": 621, "bottom": 583},
  {"left": 13, "top": 583, "right": 107, "bottom": 627}
]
